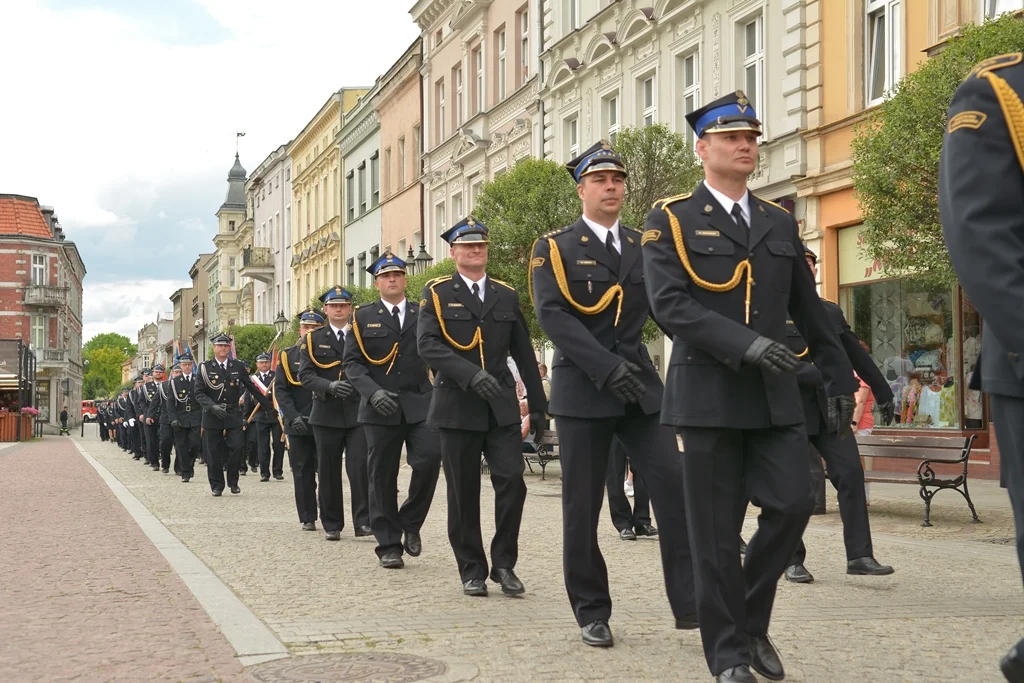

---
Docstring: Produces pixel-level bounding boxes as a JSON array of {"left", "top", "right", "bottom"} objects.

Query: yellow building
[{"left": 289, "top": 88, "right": 367, "bottom": 312}]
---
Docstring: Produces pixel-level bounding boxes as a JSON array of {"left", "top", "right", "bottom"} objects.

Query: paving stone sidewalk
[{"left": 0, "top": 437, "right": 247, "bottom": 683}]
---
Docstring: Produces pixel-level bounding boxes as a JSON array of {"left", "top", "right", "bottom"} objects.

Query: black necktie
[
  {"left": 731, "top": 204, "right": 749, "bottom": 231},
  {"left": 392, "top": 305, "right": 401, "bottom": 328},
  {"left": 471, "top": 283, "right": 481, "bottom": 301},
  {"left": 337, "top": 329, "right": 344, "bottom": 343},
  {"left": 605, "top": 232, "right": 620, "bottom": 271}
]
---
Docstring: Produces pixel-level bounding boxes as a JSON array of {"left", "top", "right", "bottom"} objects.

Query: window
[
  {"left": 680, "top": 50, "right": 700, "bottom": 148},
  {"left": 370, "top": 153, "right": 380, "bottom": 207},
  {"left": 436, "top": 78, "right": 446, "bottom": 142},
  {"left": 383, "top": 148, "right": 392, "bottom": 197},
  {"left": 357, "top": 253, "right": 367, "bottom": 288},
  {"left": 31, "top": 255, "right": 46, "bottom": 286},
  {"left": 473, "top": 46, "right": 484, "bottom": 114},
  {"left": 641, "top": 75, "right": 656, "bottom": 126},
  {"left": 985, "top": 0, "right": 1022, "bottom": 18},
  {"left": 346, "top": 171, "right": 355, "bottom": 222},
  {"left": 31, "top": 315, "right": 45, "bottom": 349},
  {"left": 497, "top": 29, "right": 507, "bottom": 101},
  {"left": 452, "top": 193, "right": 464, "bottom": 221},
  {"left": 399, "top": 238, "right": 407, "bottom": 260},
  {"left": 346, "top": 259, "right": 355, "bottom": 286},
  {"left": 305, "top": 190, "right": 311, "bottom": 231},
  {"left": 604, "top": 93, "right": 620, "bottom": 144},
  {"left": 569, "top": 0, "right": 579, "bottom": 31},
  {"left": 314, "top": 184, "right": 320, "bottom": 227},
  {"left": 413, "top": 125, "right": 421, "bottom": 176},
  {"left": 358, "top": 162, "right": 367, "bottom": 215},
  {"left": 565, "top": 116, "right": 579, "bottom": 158},
  {"left": 285, "top": 168, "right": 291, "bottom": 181},
  {"left": 866, "top": 0, "right": 900, "bottom": 106},
  {"left": 470, "top": 180, "right": 483, "bottom": 210},
  {"left": 742, "top": 15, "right": 764, "bottom": 129},
  {"left": 286, "top": 206, "right": 291, "bottom": 236},
  {"left": 454, "top": 65, "right": 464, "bottom": 127},
  {"left": 434, "top": 28, "right": 442, "bottom": 47},
  {"left": 398, "top": 137, "right": 406, "bottom": 188},
  {"left": 519, "top": 8, "right": 529, "bottom": 86},
  {"left": 435, "top": 202, "right": 446, "bottom": 256},
  {"left": 228, "top": 220, "right": 235, "bottom": 232},
  {"left": 331, "top": 169, "right": 338, "bottom": 217},
  {"left": 229, "top": 257, "right": 236, "bottom": 287}
]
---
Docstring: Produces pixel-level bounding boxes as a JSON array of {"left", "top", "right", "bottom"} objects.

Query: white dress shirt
[
  {"left": 581, "top": 214, "right": 622, "bottom": 253},
  {"left": 385, "top": 298, "right": 408, "bottom": 328},
  {"left": 459, "top": 273, "right": 488, "bottom": 301},
  {"left": 704, "top": 180, "right": 751, "bottom": 226},
  {"left": 329, "top": 323, "right": 350, "bottom": 342}
]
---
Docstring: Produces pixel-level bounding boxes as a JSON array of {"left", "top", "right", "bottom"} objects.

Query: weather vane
[{"left": 235, "top": 130, "right": 246, "bottom": 154}]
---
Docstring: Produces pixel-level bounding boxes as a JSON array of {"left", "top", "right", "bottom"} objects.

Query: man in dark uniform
[
  {"left": 606, "top": 439, "right": 656, "bottom": 541},
  {"left": 530, "top": 142, "right": 694, "bottom": 647},
  {"left": 781, "top": 247, "right": 895, "bottom": 584},
  {"left": 97, "top": 401, "right": 108, "bottom": 441},
  {"left": 276, "top": 309, "right": 323, "bottom": 531},
  {"left": 240, "top": 360, "right": 257, "bottom": 477},
  {"left": 939, "top": 51, "right": 1024, "bottom": 683},
  {"left": 194, "top": 333, "right": 270, "bottom": 496},
  {"left": 141, "top": 369, "right": 162, "bottom": 470},
  {"left": 642, "top": 91, "right": 858, "bottom": 683},
  {"left": 344, "top": 253, "right": 442, "bottom": 569},
  {"left": 166, "top": 352, "right": 202, "bottom": 483},
  {"left": 145, "top": 364, "right": 175, "bottom": 474},
  {"left": 129, "top": 375, "right": 146, "bottom": 460},
  {"left": 253, "top": 351, "right": 285, "bottom": 481},
  {"left": 417, "top": 217, "right": 547, "bottom": 597},
  {"left": 115, "top": 388, "right": 131, "bottom": 451},
  {"left": 298, "top": 286, "right": 371, "bottom": 541}
]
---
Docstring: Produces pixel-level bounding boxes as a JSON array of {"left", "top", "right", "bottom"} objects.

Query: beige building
[
  {"left": 374, "top": 39, "right": 426, "bottom": 269},
  {"left": 412, "top": 0, "right": 541, "bottom": 258},
  {"left": 209, "top": 154, "right": 249, "bottom": 331},
  {"left": 288, "top": 88, "right": 367, "bottom": 312},
  {"left": 188, "top": 253, "right": 214, "bottom": 363}
]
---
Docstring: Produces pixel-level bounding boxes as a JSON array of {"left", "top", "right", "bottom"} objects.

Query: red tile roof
[{"left": 0, "top": 195, "right": 53, "bottom": 239}]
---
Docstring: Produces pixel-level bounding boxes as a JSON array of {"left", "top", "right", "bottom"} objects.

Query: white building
[
  {"left": 242, "top": 144, "right": 294, "bottom": 323},
  {"left": 339, "top": 89, "right": 383, "bottom": 289}
]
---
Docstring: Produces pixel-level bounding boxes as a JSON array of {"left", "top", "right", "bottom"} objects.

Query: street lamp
[{"left": 274, "top": 310, "right": 288, "bottom": 336}]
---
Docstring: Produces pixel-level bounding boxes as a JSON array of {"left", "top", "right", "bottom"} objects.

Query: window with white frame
[
  {"left": 398, "top": 136, "right": 406, "bottom": 188},
  {"left": 497, "top": 28, "right": 507, "bottom": 101},
  {"left": 452, "top": 193, "right": 464, "bottom": 222},
  {"left": 346, "top": 172, "right": 355, "bottom": 222},
  {"left": 866, "top": 0, "right": 900, "bottom": 106},
  {"left": 436, "top": 78, "right": 446, "bottom": 142},
  {"left": 229, "top": 257, "right": 236, "bottom": 287},
  {"left": 641, "top": 75, "right": 656, "bottom": 126},
  {"left": 680, "top": 50, "right": 700, "bottom": 148},
  {"left": 569, "top": 0, "right": 579, "bottom": 31},
  {"left": 565, "top": 116, "right": 579, "bottom": 158},
  {"left": 473, "top": 46, "right": 484, "bottom": 114},
  {"left": 470, "top": 180, "right": 483, "bottom": 210},
  {"left": 742, "top": 15, "right": 764, "bottom": 131},
  {"left": 986, "top": 0, "right": 1023, "bottom": 16},
  {"left": 383, "top": 148, "right": 391, "bottom": 198},
  {"left": 413, "top": 125, "right": 421, "bottom": 176},
  {"left": 455, "top": 65, "right": 464, "bottom": 126},
  {"left": 519, "top": 8, "right": 529, "bottom": 86},
  {"left": 31, "top": 254, "right": 46, "bottom": 286},
  {"left": 435, "top": 202, "right": 446, "bottom": 256},
  {"left": 370, "top": 153, "right": 380, "bottom": 207},
  {"left": 604, "top": 93, "right": 620, "bottom": 144},
  {"left": 358, "top": 162, "right": 367, "bottom": 214},
  {"left": 31, "top": 314, "right": 45, "bottom": 349}
]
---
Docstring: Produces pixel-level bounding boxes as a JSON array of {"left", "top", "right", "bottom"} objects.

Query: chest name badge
[
  {"left": 576, "top": 259, "right": 597, "bottom": 266},
  {"left": 366, "top": 323, "right": 382, "bottom": 328},
  {"left": 448, "top": 302, "right": 464, "bottom": 308},
  {"left": 695, "top": 229, "right": 720, "bottom": 237}
]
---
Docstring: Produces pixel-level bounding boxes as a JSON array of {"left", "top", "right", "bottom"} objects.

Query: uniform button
[
  {"left": 707, "top": 247, "right": 714, "bottom": 253},
  {"left": 686, "top": 356, "right": 693, "bottom": 361},
  {"left": 1010, "top": 352, "right": 1019, "bottom": 362},
  {"left": 753, "top": 310, "right": 760, "bottom": 317}
]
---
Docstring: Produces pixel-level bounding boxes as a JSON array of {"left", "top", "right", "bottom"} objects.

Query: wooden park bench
[
  {"left": 524, "top": 433, "right": 560, "bottom": 480},
  {"left": 857, "top": 433, "right": 979, "bottom": 527}
]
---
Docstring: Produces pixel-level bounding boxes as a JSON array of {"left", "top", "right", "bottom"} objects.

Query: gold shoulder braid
[
  {"left": 351, "top": 312, "right": 399, "bottom": 374},
  {"left": 280, "top": 350, "right": 301, "bottom": 386},
  {"left": 430, "top": 279, "right": 485, "bottom": 367},
  {"left": 305, "top": 331, "right": 343, "bottom": 379},
  {"left": 983, "top": 71, "right": 1024, "bottom": 172},
  {"left": 658, "top": 195, "right": 755, "bottom": 324},
  {"left": 529, "top": 237, "right": 624, "bottom": 326}
]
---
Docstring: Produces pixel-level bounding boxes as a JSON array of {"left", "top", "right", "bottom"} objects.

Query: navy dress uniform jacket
[
  {"left": 417, "top": 274, "right": 546, "bottom": 430},
  {"left": 274, "top": 346, "right": 314, "bottom": 435},
  {"left": 164, "top": 375, "right": 203, "bottom": 428},
  {"left": 530, "top": 218, "right": 663, "bottom": 418},
  {"left": 343, "top": 299, "right": 433, "bottom": 426},
  {"left": 642, "top": 182, "right": 858, "bottom": 428},
  {"left": 193, "top": 358, "right": 268, "bottom": 429},
  {"left": 297, "top": 326, "right": 361, "bottom": 428}
]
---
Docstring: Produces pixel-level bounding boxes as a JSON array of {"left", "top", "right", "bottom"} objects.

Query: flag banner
[{"left": 249, "top": 374, "right": 270, "bottom": 396}]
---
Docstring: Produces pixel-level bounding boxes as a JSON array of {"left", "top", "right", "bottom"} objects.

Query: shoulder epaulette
[
  {"left": 652, "top": 192, "right": 692, "bottom": 211},
  {"left": 819, "top": 296, "right": 837, "bottom": 305},
  {"left": 353, "top": 304, "right": 361, "bottom": 310},
  {"left": 623, "top": 225, "right": 643, "bottom": 234},
  {"left": 755, "top": 195, "right": 790, "bottom": 214},
  {"left": 426, "top": 275, "right": 452, "bottom": 288},
  {"left": 540, "top": 225, "right": 572, "bottom": 239},
  {"left": 971, "top": 52, "right": 1023, "bottom": 78},
  {"left": 491, "top": 278, "right": 516, "bottom": 291}
]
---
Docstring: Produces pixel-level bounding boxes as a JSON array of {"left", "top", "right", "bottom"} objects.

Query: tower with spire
[{"left": 210, "top": 152, "right": 250, "bottom": 334}]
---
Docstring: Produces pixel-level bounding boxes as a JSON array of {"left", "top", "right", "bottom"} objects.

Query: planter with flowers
[{"left": 0, "top": 407, "right": 38, "bottom": 441}]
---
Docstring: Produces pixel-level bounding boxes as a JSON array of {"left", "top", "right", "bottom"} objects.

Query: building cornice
[
  {"left": 287, "top": 93, "right": 341, "bottom": 159},
  {"left": 794, "top": 161, "right": 854, "bottom": 198},
  {"left": 411, "top": 0, "right": 459, "bottom": 30},
  {"left": 338, "top": 105, "right": 381, "bottom": 156},
  {"left": 245, "top": 143, "right": 290, "bottom": 191},
  {"left": 488, "top": 77, "right": 539, "bottom": 129}
]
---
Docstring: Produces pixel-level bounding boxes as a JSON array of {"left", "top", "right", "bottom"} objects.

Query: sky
[{"left": 0, "top": 0, "right": 421, "bottom": 343}]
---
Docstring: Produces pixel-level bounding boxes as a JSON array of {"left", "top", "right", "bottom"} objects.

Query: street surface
[{"left": 1, "top": 429, "right": 1022, "bottom": 682}]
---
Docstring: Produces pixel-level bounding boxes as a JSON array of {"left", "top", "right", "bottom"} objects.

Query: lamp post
[{"left": 274, "top": 310, "right": 288, "bottom": 336}]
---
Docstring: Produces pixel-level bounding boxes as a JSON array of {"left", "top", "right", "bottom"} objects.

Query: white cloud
[{"left": 82, "top": 279, "right": 189, "bottom": 343}]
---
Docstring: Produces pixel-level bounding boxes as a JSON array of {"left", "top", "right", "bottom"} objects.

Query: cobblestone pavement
[
  {"left": 45, "top": 432, "right": 1024, "bottom": 680},
  {"left": 0, "top": 437, "right": 247, "bottom": 683}
]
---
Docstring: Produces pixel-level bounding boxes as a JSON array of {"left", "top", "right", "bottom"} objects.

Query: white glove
[{"left": 128, "top": 418, "right": 136, "bottom": 427}]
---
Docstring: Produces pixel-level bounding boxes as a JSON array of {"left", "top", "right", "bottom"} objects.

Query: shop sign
[{"left": 838, "top": 225, "right": 885, "bottom": 285}]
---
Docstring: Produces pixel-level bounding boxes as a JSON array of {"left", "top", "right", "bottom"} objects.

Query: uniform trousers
[
  {"left": 244, "top": 423, "right": 258, "bottom": 472},
  {"left": 205, "top": 427, "right": 244, "bottom": 493},
  {"left": 311, "top": 425, "right": 369, "bottom": 533},
  {"left": 286, "top": 433, "right": 318, "bottom": 524},
  {"left": 133, "top": 423, "right": 145, "bottom": 458},
  {"left": 791, "top": 417, "right": 873, "bottom": 565},
  {"left": 158, "top": 423, "right": 174, "bottom": 472},
  {"left": 365, "top": 420, "right": 441, "bottom": 558},
  {"left": 257, "top": 420, "right": 286, "bottom": 478},
  {"left": 679, "top": 423, "right": 813, "bottom": 676},
  {"left": 174, "top": 424, "right": 201, "bottom": 479},
  {"left": 439, "top": 418, "right": 525, "bottom": 582},
  {"left": 991, "top": 395, "right": 1024, "bottom": 586},
  {"left": 145, "top": 423, "right": 160, "bottom": 467},
  {"left": 558, "top": 410, "right": 694, "bottom": 627},
  {"left": 606, "top": 437, "right": 653, "bottom": 532}
]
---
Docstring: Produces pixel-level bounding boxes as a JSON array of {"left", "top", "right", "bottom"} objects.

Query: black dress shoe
[
  {"left": 151, "top": 465, "right": 160, "bottom": 471},
  {"left": 784, "top": 564, "right": 814, "bottom": 584},
  {"left": 301, "top": 522, "right": 316, "bottom": 531},
  {"left": 1001, "top": 639, "right": 1024, "bottom": 683},
  {"left": 162, "top": 468, "right": 169, "bottom": 473},
  {"left": 635, "top": 524, "right": 659, "bottom": 537},
  {"left": 490, "top": 567, "right": 525, "bottom": 595},
  {"left": 675, "top": 613, "right": 699, "bottom": 630},
  {"left": 380, "top": 552, "right": 405, "bottom": 569},
  {"left": 230, "top": 486, "right": 241, "bottom": 495},
  {"left": 212, "top": 489, "right": 222, "bottom": 497},
  {"left": 354, "top": 525, "right": 373, "bottom": 537},
  {"left": 750, "top": 634, "right": 785, "bottom": 681},
  {"left": 812, "top": 505, "right": 827, "bottom": 516},
  {"left": 250, "top": 464, "right": 258, "bottom": 473},
  {"left": 182, "top": 476, "right": 190, "bottom": 483},
  {"left": 847, "top": 556, "right": 894, "bottom": 575},
  {"left": 580, "top": 620, "right": 614, "bottom": 647},
  {"left": 239, "top": 469, "right": 247, "bottom": 476},
  {"left": 260, "top": 476, "right": 270, "bottom": 482},
  {"left": 325, "top": 530, "right": 341, "bottom": 541},
  {"left": 619, "top": 528, "right": 637, "bottom": 541},
  {"left": 716, "top": 665, "right": 757, "bottom": 683},
  {"left": 274, "top": 474, "right": 284, "bottom": 480},
  {"left": 404, "top": 531, "right": 422, "bottom": 557},
  {"left": 463, "top": 579, "right": 488, "bottom": 596}
]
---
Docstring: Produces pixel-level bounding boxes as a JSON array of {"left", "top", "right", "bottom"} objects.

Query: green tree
[
  {"left": 82, "top": 373, "right": 107, "bottom": 400},
  {"left": 851, "top": 14, "right": 1024, "bottom": 287},
  {"left": 83, "top": 345, "right": 128, "bottom": 398},
  {"left": 228, "top": 324, "right": 277, "bottom": 365},
  {"left": 614, "top": 123, "right": 704, "bottom": 229},
  {"left": 83, "top": 332, "right": 134, "bottom": 356}
]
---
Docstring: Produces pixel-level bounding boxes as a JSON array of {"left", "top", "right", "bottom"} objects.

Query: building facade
[
  {"left": 374, "top": 39, "right": 425, "bottom": 267},
  {"left": 210, "top": 154, "right": 249, "bottom": 330},
  {"left": 242, "top": 144, "right": 293, "bottom": 324},
  {"left": 288, "top": 88, "right": 367, "bottom": 312},
  {"left": 413, "top": 0, "right": 542, "bottom": 259},
  {"left": 169, "top": 286, "right": 195, "bottom": 359},
  {"left": 189, "top": 253, "right": 214, "bottom": 363},
  {"left": 340, "top": 87, "right": 383, "bottom": 289},
  {"left": 0, "top": 195, "right": 85, "bottom": 428}
]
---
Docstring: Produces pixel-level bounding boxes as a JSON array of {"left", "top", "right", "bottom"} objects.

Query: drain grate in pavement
[{"left": 247, "top": 653, "right": 448, "bottom": 682}]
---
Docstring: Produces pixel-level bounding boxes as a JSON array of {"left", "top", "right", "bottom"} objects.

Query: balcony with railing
[
  {"left": 37, "top": 348, "right": 67, "bottom": 366},
  {"left": 240, "top": 245, "right": 274, "bottom": 284},
  {"left": 25, "top": 285, "right": 69, "bottom": 307}
]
